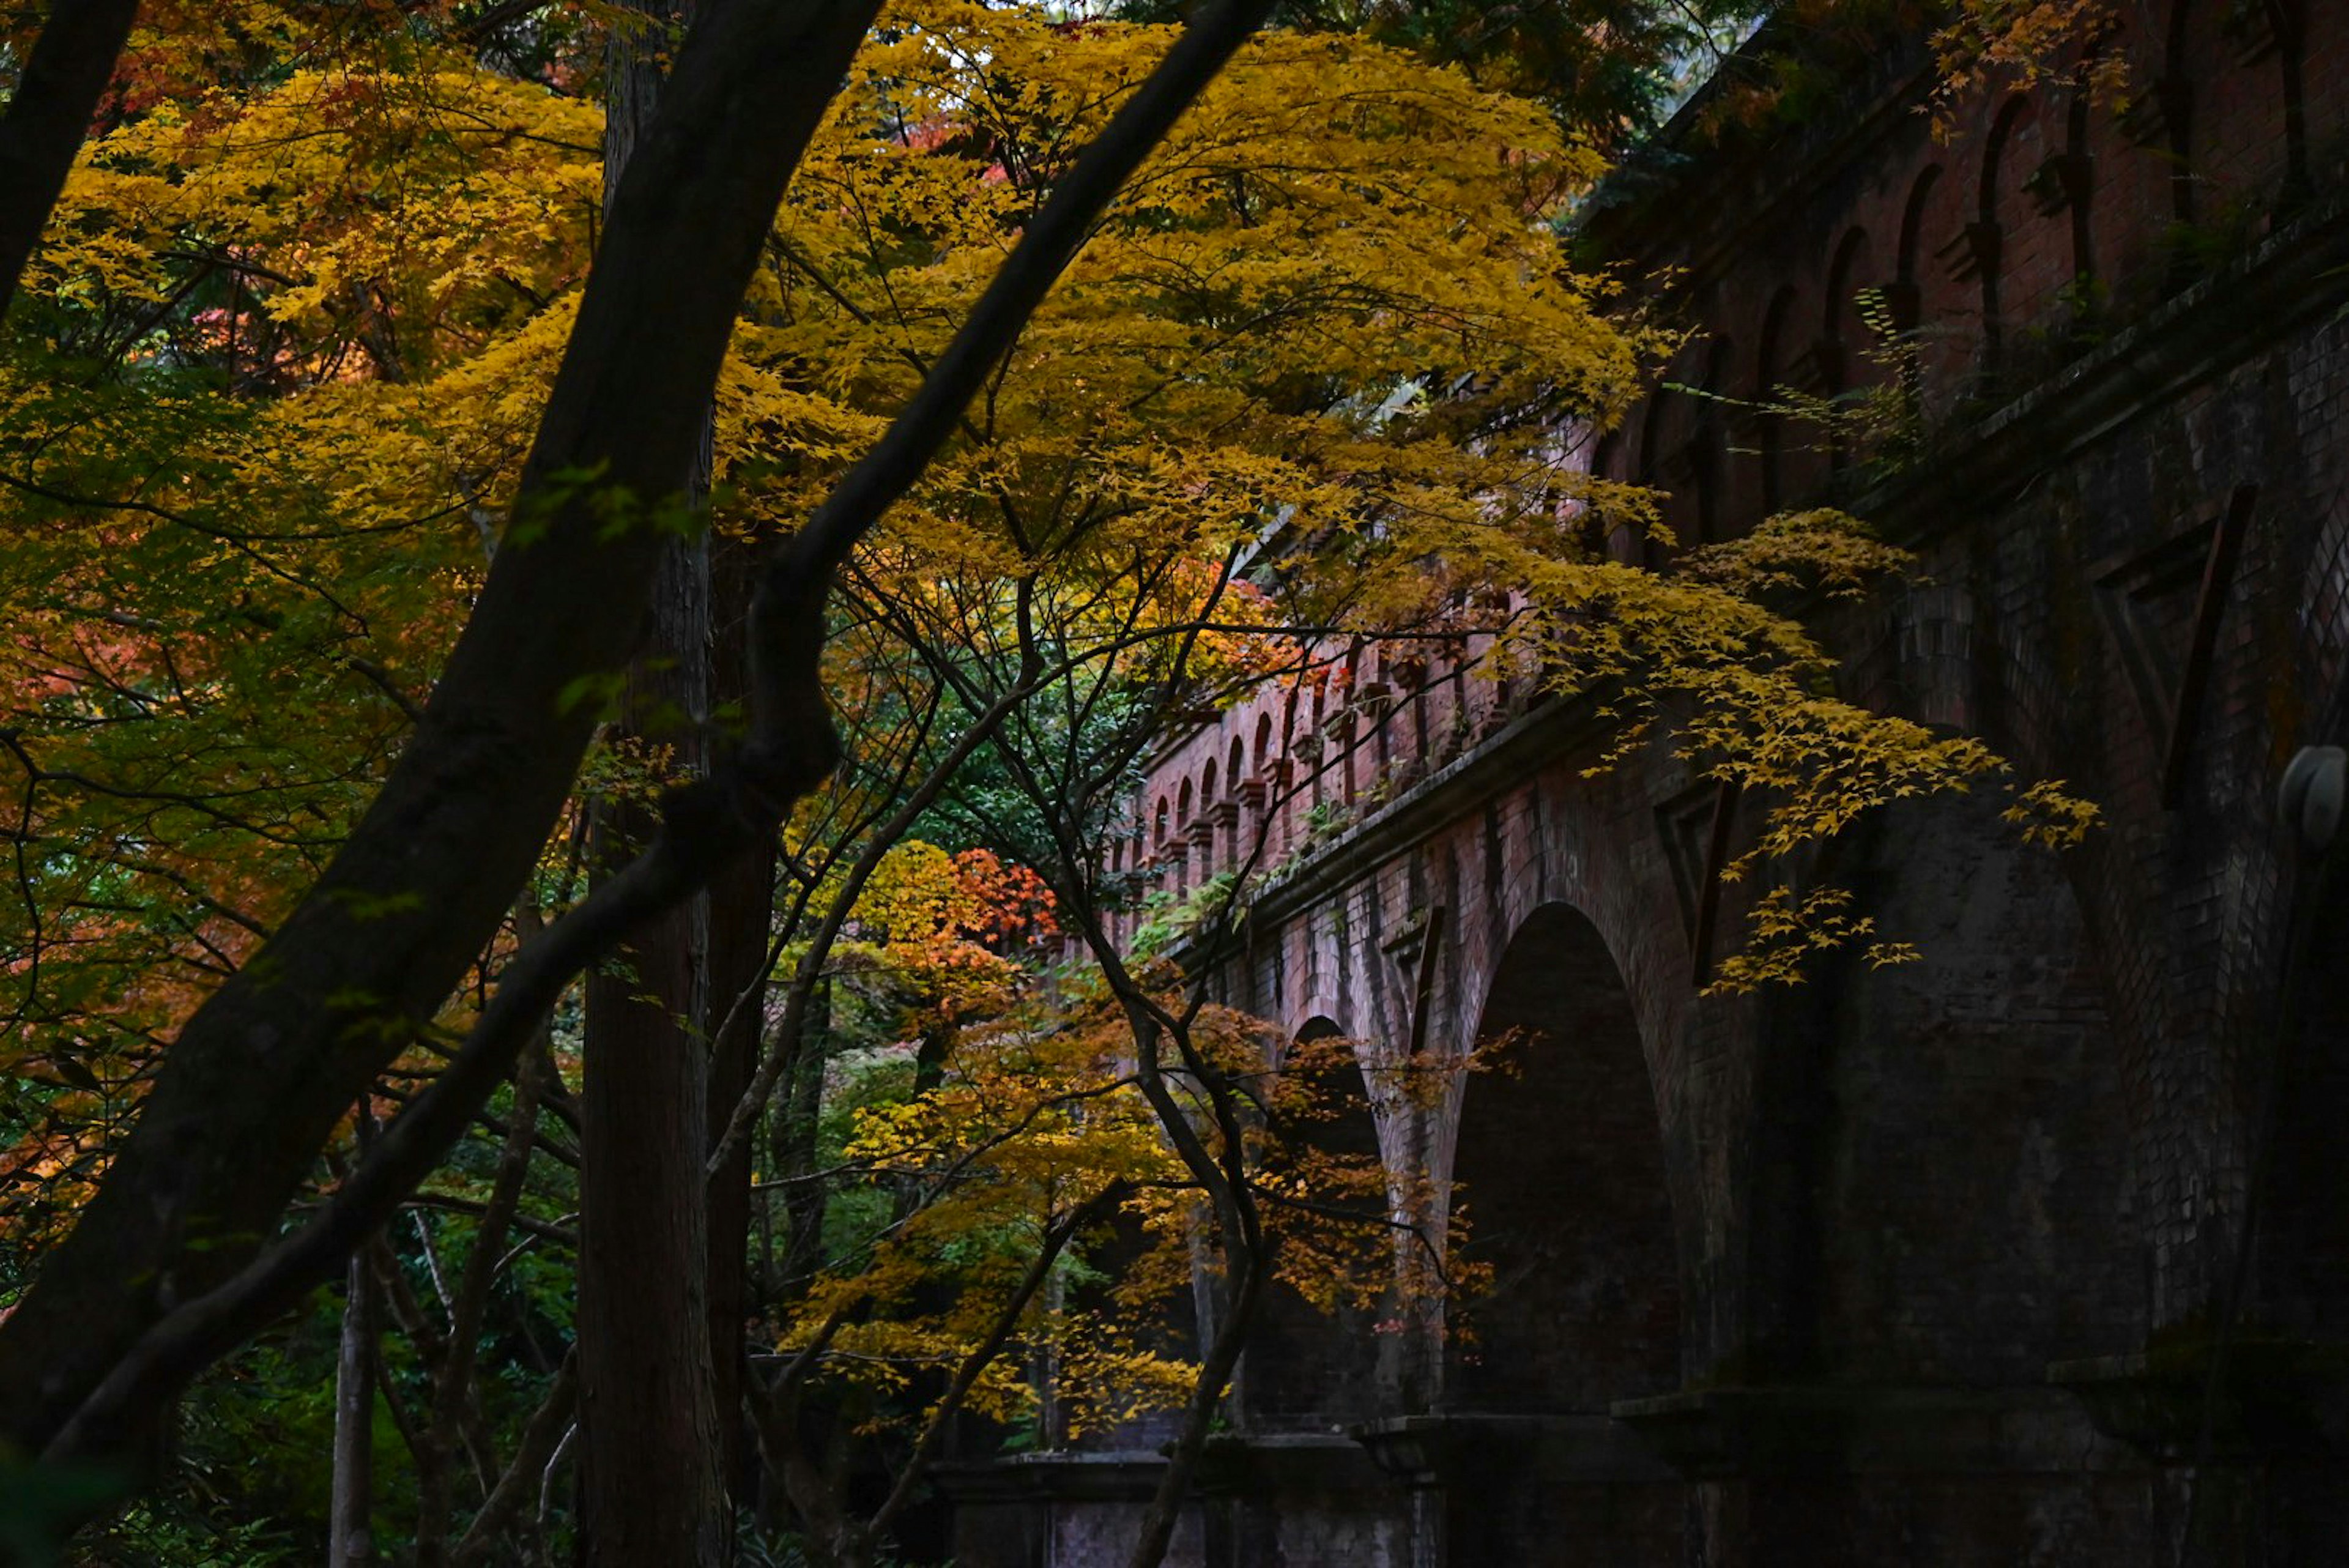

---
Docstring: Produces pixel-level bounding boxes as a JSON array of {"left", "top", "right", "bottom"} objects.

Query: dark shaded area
[
  {"left": 1242, "top": 1018, "right": 1392, "bottom": 1427},
  {"left": 1447, "top": 902, "right": 1679, "bottom": 1412}
]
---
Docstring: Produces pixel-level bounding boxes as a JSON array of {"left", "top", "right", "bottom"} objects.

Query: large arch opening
[{"left": 1445, "top": 903, "right": 1680, "bottom": 1413}]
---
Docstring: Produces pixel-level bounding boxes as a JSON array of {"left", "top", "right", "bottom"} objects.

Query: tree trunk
[
  {"left": 575, "top": 4, "right": 728, "bottom": 1557},
  {"left": 328, "top": 1249, "right": 376, "bottom": 1568},
  {"left": 577, "top": 530, "right": 727, "bottom": 1567},
  {"left": 705, "top": 538, "right": 777, "bottom": 1504},
  {"left": 0, "top": 0, "right": 141, "bottom": 318}
]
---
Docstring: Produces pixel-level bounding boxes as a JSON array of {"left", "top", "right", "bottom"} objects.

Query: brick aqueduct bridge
[{"left": 947, "top": 7, "right": 2349, "bottom": 1564}]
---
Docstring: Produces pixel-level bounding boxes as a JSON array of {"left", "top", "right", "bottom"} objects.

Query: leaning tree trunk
[
  {"left": 0, "top": 0, "right": 142, "bottom": 318},
  {"left": 574, "top": 3, "right": 728, "bottom": 1561}
]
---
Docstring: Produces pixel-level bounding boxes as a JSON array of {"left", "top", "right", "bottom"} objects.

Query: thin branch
[{"left": 450, "top": 1350, "right": 579, "bottom": 1568}]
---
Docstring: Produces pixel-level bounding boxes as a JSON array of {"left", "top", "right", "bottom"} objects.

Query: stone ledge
[
  {"left": 932, "top": 1449, "right": 1172, "bottom": 1505},
  {"left": 937, "top": 1432, "right": 1399, "bottom": 1508},
  {"left": 2049, "top": 1339, "right": 2349, "bottom": 1461},
  {"left": 1609, "top": 1383, "right": 2138, "bottom": 1479},
  {"left": 1354, "top": 1411, "right": 1679, "bottom": 1487}
]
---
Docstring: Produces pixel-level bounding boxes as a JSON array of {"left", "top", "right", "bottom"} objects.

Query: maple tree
[
  {"left": 0, "top": 0, "right": 2107, "bottom": 1560},
  {"left": 0, "top": 0, "right": 1282, "bottom": 1528}
]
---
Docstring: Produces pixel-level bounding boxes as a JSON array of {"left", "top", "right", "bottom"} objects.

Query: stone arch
[
  {"left": 1151, "top": 795, "right": 1174, "bottom": 907},
  {"left": 1308, "top": 683, "right": 1329, "bottom": 816},
  {"left": 1635, "top": 330, "right": 1724, "bottom": 551},
  {"left": 2296, "top": 0, "right": 2347, "bottom": 181},
  {"left": 2164, "top": 0, "right": 2295, "bottom": 217},
  {"left": 1339, "top": 642, "right": 1366, "bottom": 806},
  {"left": 1251, "top": 711, "right": 1278, "bottom": 853},
  {"left": 1822, "top": 225, "right": 1872, "bottom": 395},
  {"left": 1198, "top": 759, "right": 1221, "bottom": 875},
  {"left": 1633, "top": 384, "right": 1669, "bottom": 489},
  {"left": 1174, "top": 778, "right": 1193, "bottom": 890},
  {"left": 1219, "top": 734, "right": 1247, "bottom": 871},
  {"left": 1105, "top": 835, "right": 1129, "bottom": 948},
  {"left": 1243, "top": 1016, "right": 1391, "bottom": 1427},
  {"left": 1444, "top": 902, "right": 1680, "bottom": 1414},
  {"left": 1896, "top": 163, "right": 1944, "bottom": 295},
  {"left": 1590, "top": 427, "right": 1624, "bottom": 485},
  {"left": 1630, "top": 386, "right": 1674, "bottom": 565},
  {"left": 2273, "top": 0, "right": 2312, "bottom": 199}
]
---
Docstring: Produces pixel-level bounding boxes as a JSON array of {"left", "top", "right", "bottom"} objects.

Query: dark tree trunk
[
  {"left": 575, "top": 6, "right": 729, "bottom": 1558},
  {"left": 705, "top": 537, "right": 779, "bottom": 1502},
  {"left": 0, "top": 0, "right": 141, "bottom": 318},
  {"left": 578, "top": 533, "right": 725, "bottom": 1567}
]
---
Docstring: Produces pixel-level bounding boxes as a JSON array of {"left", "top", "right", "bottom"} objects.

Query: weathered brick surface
[{"left": 954, "top": 6, "right": 2349, "bottom": 1562}]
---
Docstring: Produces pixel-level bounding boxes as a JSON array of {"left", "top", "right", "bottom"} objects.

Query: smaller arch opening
[
  {"left": 1824, "top": 227, "right": 1876, "bottom": 469},
  {"left": 1695, "top": 333, "right": 1734, "bottom": 539},
  {"left": 1893, "top": 163, "right": 1946, "bottom": 410},
  {"left": 1977, "top": 93, "right": 2039, "bottom": 371},
  {"left": 1896, "top": 163, "right": 1944, "bottom": 287},
  {"left": 1756, "top": 284, "right": 1800, "bottom": 511},
  {"left": 2164, "top": 1, "right": 2198, "bottom": 220},
  {"left": 2063, "top": 66, "right": 2098, "bottom": 289}
]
